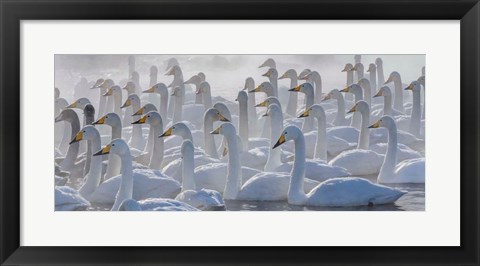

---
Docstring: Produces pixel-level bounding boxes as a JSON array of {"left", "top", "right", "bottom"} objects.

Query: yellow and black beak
[
  {"left": 384, "top": 77, "right": 393, "bottom": 84},
  {"left": 262, "top": 71, "right": 270, "bottom": 77},
  {"left": 103, "top": 88, "right": 114, "bottom": 97},
  {"left": 218, "top": 114, "right": 230, "bottom": 122},
  {"left": 93, "top": 115, "right": 106, "bottom": 125},
  {"left": 262, "top": 112, "right": 269, "bottom": 117},
  {"left": 69, "top": 131, "right": 83, "bottom": 144},
  {"left": 373, "top": 91, "right": 383, "bottom": 98},
  {"left": 369, "top": 120, "right": 381, "bottom": 128},
  {"left": 404, "top": 84, "right": 414, "bottom": 91},
  {"left": 132, "top": 107, "right": 144, "bottom": 116},
  {"left": 93, "top": 144, "right": 111, "bottom": 156},
  {"left": 272, "top": 133, "right": 286, "bottom": 149},
  {"left": 321, "top": 94, "right": 332, "bottom": 102},
  {"left": 249, "top": 86, "right": 262, "bottom": 93},
  {"left": 339, "top": 87, "right": 350, "bottom": 93},
  {"left": 132, "top": 115, "right": 147, "bottom": 124},
  {"left": 298, "top": 109, "right": 310, "bottom": 118},
  {"left": 255, "top": 100, "right": 267, "bottom": 107},
  {"left": 121, "top": 99, "right": 131, "bottom": 109},
  {"left": 210, "top": 127, "right": 221, "bottom": 135},
  {"left": 143, "top": 87, "right": 155, "bottom": 93},
  {"left": 279, "top": 73, "right": 287, "bottom": 79},
  {"left": 347, "top": 105, "right": 357, "bottom": 114},
  {"left": 66, "top": 101, "right": 78, "bottom": 109},
  {"left": 159, "top": 127, "right": 173, "bottom": 138},
  {"left": 289, "top": 85, "right": 301, "bottom": 92}
]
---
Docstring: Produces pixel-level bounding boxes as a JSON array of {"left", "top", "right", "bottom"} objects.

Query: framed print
[{"left": 1, "top": 0, "right": 479, "bottom": 265}]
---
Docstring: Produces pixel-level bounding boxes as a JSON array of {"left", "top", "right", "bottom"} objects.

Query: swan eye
[
  {"left": 173, "top": 127, "right": 175, "bottom": 129},
  {"left": 112, "top": 144, "right": 115, "bottom": 146},
  {"left": 106, "top": 116, "right": 108, "bottom": 118},
  {"left": 83, "top": 130, "right": 85, "bottom": 133}
]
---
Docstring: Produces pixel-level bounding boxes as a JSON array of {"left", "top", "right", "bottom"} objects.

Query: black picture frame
[{"left": 1, "top": 0, "right": 479, "bottom": 265}]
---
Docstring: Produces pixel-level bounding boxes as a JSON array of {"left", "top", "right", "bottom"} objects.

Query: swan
[
  {"left": 91, "top": 139, "right": 181, "bottom": 209},
  {"left": 184, "top": 74, "right": 204, "bottom": 104},
  {"left": 54, "top": 109, "right": 83, "bottom": 178},
  {"left": 121, "top": 81, "right": 136, "bottom": 125},
  {"left": 375, "top": 58, "right": 386, "bottom": 89},
  {"left": 353, "top": 63, "right": 365, "bottom": 82},
  {"left": 384, "top": 71, "right": 405, "bottom": 113},
  {"left": 289, "top": 83, "right": 315, "bottom": 133},
  {"left": 341, "top": 63, "right": 354, "bottom": 102},
  {"left": 90, "top": 78, "right": 113, "bottom": 119},
  {"left": 118, "top": 198, "right": 198, "bottom": 211},
  {"left": 142, "top": 82, "right": 169, "bottom": 122},
  {"left": 165, "top": 65, "right": 185, "bottom": 119},
  {"left": 329, "top": 101, "right": 385, "bottom": 176},
  {"left": 249, "top": 81, "right": 275, "bottom": 137},
  {"left": 369, "top": 116, "right": 425, "bottom": 183},
  {"left": 300, "top": 70, "right": 322, "bottom": 104},
  {"left": 279, "top": 69, "right": 299, "bottom": 117},
  {"left": 120, "top": 94, "right": 145, "bottom": 150},
  {"left": 259, "top": 58, "right": 276, "bottom": 69},
  {"left": 236, "top": 90, "right": 250, "bottom": 151},
  {"left": 147, "top": 65, "right": 159, "bottom": 104},
  {"left": 404, "top": 81, "right": 422, "bottom": 138},
  {"left": 174, "top": 140, "right": 225, "bottom": 210},
  {"left": 339, "top": 83, "right": 363, "bottom": 129},
  {"left": 103, "top": 85, "right": 123, "bottom": 120},
  {"left": 372, "top": 86, "right": 403, "bottom": 118},
  {"left": 243, "top": 77, "right": 258, "bottom": 133},
  {"left": 55, "top": 186, "right": 90, "bottom": 211},
  {"left": 211, "top": 123, "right": 319, "bottom": 201},
  {"left": 366, "top": 63, "right": 378, "bottom": 93},
  {"left": 321, "top": 89, "right": 350, "bottom": 126},
  {"left": 357, "top": 78, "right": 372, "bottom": 107},
  {"left": 197, "top": 81, "right": 213, "bottom": 110},
  {"left": 170, "top": 85, "right": 204, "bottom": 129},
  {"left": 272, "top": 125, "right": 406, "bottom": 207},
  {"left": 55, "top": 98, "right": 70, "bottom": 155},
  {"left": 132, "top": 103, "right": 158, "bottom": 165},
  {"left": 203, "top": 108, "right": 230, "bottom": 159},
  {"left": 263, "top": 104, "right": 284, "bottom": 171},
  {"left": 261, "top": 68, "right": 278, "bottom": 97},
  {"left": 131, "top": 71, "right": 142, "bottom": 95},
  {"left": 132, "top": 111, "right": 164, "bottom": 170}
]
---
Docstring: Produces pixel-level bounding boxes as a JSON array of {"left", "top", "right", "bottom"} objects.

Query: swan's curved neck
[
  {"left": 377, "top": 64, "right": 385, "bottom": 86},
  {"left": 159, "top": 89, "right": 168, "bottom": 121},
  {"left": 301, "top": 89, "right": 315, "bottom": 132},
  {"left": 314, "top": 112, "right": 327, "bottom": 161},
  {"left": 173, "top": 93, "right": 184, "bottom": 124},
  {"left": 334, "top": 93, "right": 346, "bottom": 126},
  {"left": 178, "top": 128, "right": 193, "bottom": 142},
  {"left": 361, "top": 83, "right": 371, "bottom": 106},
  {"left": 346, "top": 71, "right": 353, "bottom": 86},
  {"left": 111, "top": 150, "right": 134, "bottom": 211},
  {"left": 182, "top": 147, "right": 196, "bottom": 191},
  {"left": 393, "top": 78, "right": 404, "bottom": 112},
  {"left": 285, "top": 77, "right": 298, "bottom": 117},
  {"left": 358, "top": 107, "right": 370, "bottom": 150},
  {"left": 268, "top": 75, "right": 278, "bottom": 97},
  {"left": 98, "top": 88, "right": 107, "bottom": 118},
  {"left": 79, "top": 133, "right": 102, "bottom": 197},
  {"left": 264, "top": 111, "right": 283, "bottom": 171},
  {"left": 378, "top": 123, "right": 398, "bottom": 183},
  {"left": 312, "top": 74, "right": 322, "bottom": 104},
  {"left": 149, "top": 123, "right": 164, "bottom": 170},
  {"left": 239, "top": 100, "right": 249, "bottom": 152},
  {"left": 409, "top": 89, "right": 421, "bottom": 137},
  {"left": 204, "top": 114, "right": 218, "bottom": 159},
  {"left": 194, "top": 83, "right": 203, "bottom": 104},
  {"left": 369, "top": 71, "right": 377, "bottom": 93},
  {"left": 383, "top": 93, "right": 393, "bottom": 116},
  {"left": 223, "top": 132, "right": 242, "bottom": 200},
  {"left": 113, "top": 93, "right": 122, "bottom": 116},
  {"left": 61, "top": 118, "right": 80, "bottom": 170},
  {"left": 288, "top": 133, "right": 307, "bottom": 204},
  {"left": 203, "top": 89, "right": 213, "bottom": 110}
]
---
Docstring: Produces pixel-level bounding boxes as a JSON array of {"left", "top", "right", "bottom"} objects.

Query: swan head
[
  {"left": 92, "top": 113, "right": 121, "bottom": 127},
  {"left": 341, "top": 64, "right": 354, "bottom": 72},
  {"left": 103, "top": 85, "right": 121, "bottom": 97},
  {"left": 374, "top": 86, "right": 392, "bottom": 98},
  {"left": 165, "top": 65, "right": 181, "bottom": 76},
  {"left": 90, "top": 78, "right": 105, "bottom": 89},
  {"left": 259, "top": 58, "right": 276, "bottom": 69},
  {"left": 165, "top": 58, "right": 179, "bottom": 71},
  {"left": 340, "top": 83, "right": 362, "bottom": 94},
  {"left": 94, "top": 138, "right": 129, "bottom": 157},
  {"left": 181, "top": 139, "right": 194, "bottom": 159},
  {"left": 273, "top": 125, "right": 302, "bottom": 149},
  {"left": 321, "top": 89, "right": 340, "bottom": 102},
  {"left": 255, "top": 96, "right": 280, "bottom": 108},
  {"left": 369, "top": 115, "right": 396, "bottom": 129},
  {"left": 298, "top": 69, "right": 311, "bottom": 79},
  {"left": 122, "top": 81, "right": 136, "bottom": 94},
  {"left": 357, "top": 78, "right": 370, "bottom": 88},
  {"left": 205, "top": 108, "right": 230, "bottom": 122},
  {"left": 375, "top": 57, "right": 383, "bottom": 66},
  {"left": 289, "top": 83, "right": 313, "bottom": 93},
  {"left": 197, "top": 81, "right": 210, "bottom": 95},
  {"left": 243, "top": 77, "right": 255, "bottom": 90},
  {"left": 132, "top": 111, "right": 163, "bottom": 126},
  {"left": 121, "top": 94, "right": 140, "bottom": 109},
  {"left": 160, "top": 122, "right": 189, "bottom": 138},
  {"left": 55, "top": 109, "right": 78, "bottom": 123},
  {"left": 55, "top": 98, "right": 68, "bottom": 110},
  {"left": 262, "top": 68, "right": 278, "bottom": 78},
  {"left": 353, "top": 63, "right": 364, "bottom": 72},
  {"left": 133, "top": 103, "right": 157, "bottom": 116},
  {"left": 404, "top": 80, "right": 421, "bottom": 92},
  {"left": 184, "top": 75, "right": 202, "bottom": 85},
  {"left": 263, "top": 103, "right": 281, "bottom": 117},
  {"left": 421, "top": 66, "right": 425, "bottom": 76},
  {"left": 367, "top": 63, "right": 376, "bottom": 73},
  {"left": 143, "top": 82, "right": 167, "bottom": 94},
  {"left": 150, "top": 65, "right": 158, "bottom": 76},
  {"left": 279, "top": 69, "right": 297, "bottom": 80},
  {"left": 197, "top": 72, "right": 206, "bottom": 81},
  {"left": 385, "top": 71, "right": 401, "bottom": 84},
  {"left": 69, "top": 125, "right": 99, "bottom": 144},
  {"left": 100, "top": 79, "right": 114, "bottom": 89},
  {"left": 299, "top": 70, "right": 318, "bottom": 81},
  {"left": 54, "top": 87, "right": 60, "bottom": 99},
  {"left": 119, "top": 199, "right": 142, "bottom": 211},
  {"left": 66, "top": 98, "right": 91, "bottom": 109},
  {"left": 298, "top": 104, "right": 325, "bottom": 118},
  {"left": 250, "top": 81, "right": 273, "bottom": 94},
  {"left": 417, "top": 75, "right": 425, "bottom": 85},
  {"left": 235, "top": 90, "right": 248, "bottom": 103},
  {"left": 347, "top": 100, "right": 369, "bottom": 114},
  {"left": 210, "top": 122, "right": 236, "bottom": 136},
  {"left": 213, "top": 102, "right": 232, "bottom": 121}
]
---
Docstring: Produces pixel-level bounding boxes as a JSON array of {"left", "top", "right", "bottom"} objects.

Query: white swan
[
  {"left": 339, "top": 83, "right": 363, "bottom": 129},
  {"left": 375, "top": 57, "right": 386, "bottom": 87},
  {"left": 272, "top": 125, "right": 407, "bottom": 207},
  {"left": 132, "top": 111, "right": 164, "bottom": 170},
  {"left": 212, "top": 123, "right": 319, "bottom": 201},
  {"left": 142, "top": 82, "right": 169, "bottom": 122},
  {"left": 132, "top": 103, "right": 158, "bottom": 165},
  {"left": 300, "top": 70, "right": 322, "bottom": 104},
  {"left": 372, "top": 86, "right": 403, "bottom": 118},
  {"left": 174, "top": 140, "right": 225, "bottom": 210},
  {"left": 261, "top": 68, "right": 279, "bottom": 97},
  {"left": 369, "top": 116, "right": 425, "bottom": 183},
  {"left": 366, "top": 63, "right": 378, "bottom": 94},
  {"left": 259, "top": 58, "right": 276, "bottom": 69},
  {"left": 384, "top": 71, "right": 405, "bottom": 113},
  {"left": 321, "top": 89, "right": 350, "bottom": 126},
  {"left": 203, "top": 108, "right": 230, "bottom": 159},
  {"left": 289, "top": 83, "right": 315, "bottom": 132},
  {"left": 119, "top": 198, "right": 198, "bottom": 211},
  {"left": 90, "top": 78, "right": 113, "bottom": 119},
  {"left": 404, "top": 81, "right": 423, "bottom": 138},
  {"left": 242, "top": 77, "right": 258, "bottom": 133},
  {"left": 54, "top": 109, "right": 83, "bottom": 178},
  {"left": 121, "top": 94, "right": 145, "bottom": 150},
  {"left": 279, "top": 69, "right": 299, "bottom": 117},
  {"left": 55, "top": 186, "right": 90, "bottom": 211},
  {"left": 91, "top": 139, "right": 181, "bottom": 210}
]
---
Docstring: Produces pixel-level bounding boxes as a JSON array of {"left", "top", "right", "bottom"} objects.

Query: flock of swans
[{"left": 54, "top": 55, "right": 425, "bottom": 211}]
